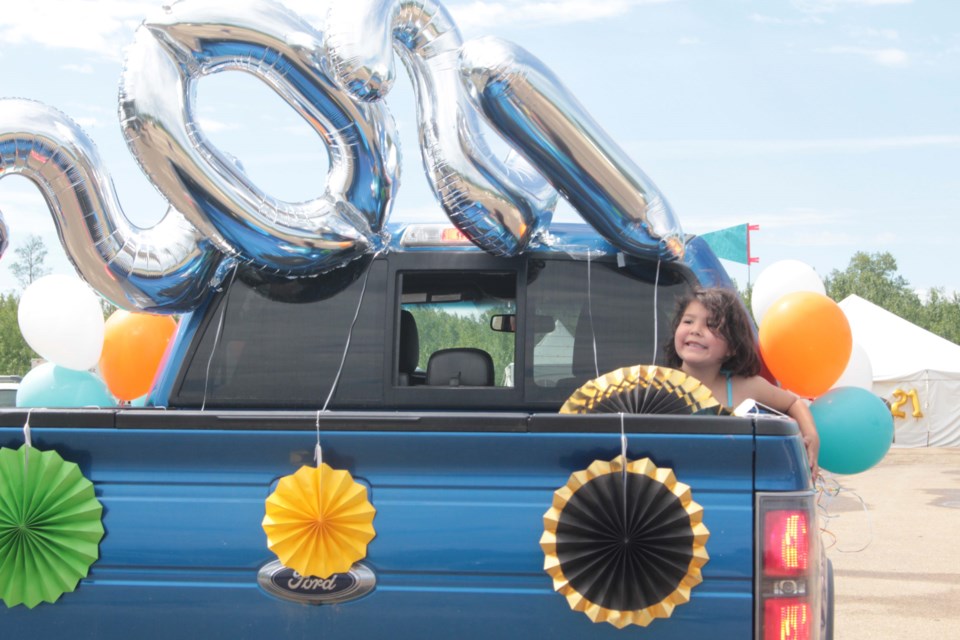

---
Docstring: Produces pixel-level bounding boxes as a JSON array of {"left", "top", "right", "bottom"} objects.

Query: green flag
[{"left": 699, "top": 224, "right": 758, "bottom": 265}]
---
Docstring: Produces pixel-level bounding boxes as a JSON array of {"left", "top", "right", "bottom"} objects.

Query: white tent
[{"left": 839, "top": 295, "right": 960, "bottom": 447}]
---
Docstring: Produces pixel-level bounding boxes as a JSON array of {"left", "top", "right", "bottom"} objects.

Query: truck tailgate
[{"left": 1, "top": 411, "right": 756, "bottom": 638}]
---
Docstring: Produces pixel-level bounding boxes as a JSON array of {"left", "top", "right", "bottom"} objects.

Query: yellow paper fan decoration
[
  {"left": 540, "top": 455, "right": 709, "bottom": 628},
  {"left": 262, "top": 463, "right": 376, "bottom": 579}
]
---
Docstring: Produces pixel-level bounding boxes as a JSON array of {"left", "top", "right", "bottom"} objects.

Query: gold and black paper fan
[
  {"left": 561, "top": 365, "right": 728, "bottom": 415},
  {"left": 539, "top": 455, "right": 709, "bottom": 628}
]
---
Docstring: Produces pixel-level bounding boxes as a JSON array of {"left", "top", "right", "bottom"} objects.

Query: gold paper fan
[
  {"left": 561, "top": 365, "right": 726, "bottom": 415},
  {"left": 262, "top": 463, "right": 376, "bottom": 579},
  {"left": 540, "top": 455, "right": 709, "bottom": 628}
]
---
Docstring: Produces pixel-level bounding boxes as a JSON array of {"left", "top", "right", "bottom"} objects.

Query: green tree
[
  {"left": 9, "top": 234, "right": 50, "bottom": 289},
  {"left": 824, "top": 251, "right": 922, "bottom": 321},
  {"left": 918, "top": 288, "right": 960, "bottom": 344},
  {"left": 0, "top": 293, "right": 37, "bottom": 375},
  {"left": 739, "top": 282, "right": 753, "bottom": 321},
  {"left": 825, "top": 251, "right": 960, "bottom": 345}
]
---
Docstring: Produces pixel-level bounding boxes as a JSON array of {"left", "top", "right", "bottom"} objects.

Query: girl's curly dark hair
[{"left": 663, "top": 287, "right": 761, "bottom": 376}]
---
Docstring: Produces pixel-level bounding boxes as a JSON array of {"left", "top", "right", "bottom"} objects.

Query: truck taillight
[
  {"left": 763, "top": 598, "right": 811, "bottom": 640},
  {"left": 763, "top": 510, "right": 810, "bottom": 577},
  {"left": 757, "top": 493, "right": 821, "bottom": 640}
]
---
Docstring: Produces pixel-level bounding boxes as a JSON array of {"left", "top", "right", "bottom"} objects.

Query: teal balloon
[
  {"left": 810, "top": 386, "right": 893, "bottom": 475},
  {"left": 16, "top": 363, "right": 116, "bottom": 408}
]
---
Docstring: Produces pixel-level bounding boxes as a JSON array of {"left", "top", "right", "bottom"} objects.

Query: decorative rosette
[
  {"left": 0, "top": 445, "right": 105, "bottom": 609},
  {"left": 540, "top": 455, "right": 709, "bottom": 628},
  {"left": 561, "top": 365, "right": 726, "bottom": 415},
  {"left": 262, "top": 463, "right": 376, "bottom": 579}
]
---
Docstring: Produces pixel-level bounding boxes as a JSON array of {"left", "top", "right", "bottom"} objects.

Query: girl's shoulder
[{"left": 732, "top": 373, "right": 797, "bottom": 409}]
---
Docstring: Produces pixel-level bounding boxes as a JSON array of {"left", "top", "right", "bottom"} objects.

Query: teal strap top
[{"left": 721, "top": 369, "right": 734, "bottom": 407}]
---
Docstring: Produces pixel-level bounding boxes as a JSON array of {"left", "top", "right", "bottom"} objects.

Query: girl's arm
[
  {"left": 742, "top": 377, "right": 820, "bottom": 477},
  {"left": 785, "top": 397, "right": 820, "bottom": 478}
]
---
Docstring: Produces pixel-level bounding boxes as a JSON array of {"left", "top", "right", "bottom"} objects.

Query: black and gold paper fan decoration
[
  {"left": 540, "top": 455, "right": 709, "bottom": 628},
  {"left": 561, "top": 365, "right": 727, "bottom": 415}
]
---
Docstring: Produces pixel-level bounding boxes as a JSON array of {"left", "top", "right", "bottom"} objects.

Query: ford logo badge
[{"left": 257, "top": 560, "right": 376, "bottom": 605}]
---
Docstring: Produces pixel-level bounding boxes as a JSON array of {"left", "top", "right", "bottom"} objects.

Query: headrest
[{"left": 426, "top": 348, "right": 494, "bottom": 386}]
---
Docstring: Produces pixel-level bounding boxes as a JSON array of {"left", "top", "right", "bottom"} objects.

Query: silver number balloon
[
  {"left": 1, "top": 0, "right": 689, "bottom": 313},
  {"left": 0, "top": 209, "right": 7, "bottom": 259},
  {"left": 0, "top": 99, "right": 223, "bottom": 312},
  {"left": 459, "top": 36, "right": 684, "bottom": 260},
  {"left": 325, "top": 0, "right": 558, "bottom": 256},
  {"left": 120, "top": 0, "right": 400, "bottom": 275}
]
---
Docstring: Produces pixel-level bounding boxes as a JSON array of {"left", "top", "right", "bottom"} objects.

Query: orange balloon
[
  {"left": 758, "top": 291, "right": 852, "bottom": 398},
  {"left": 99, "top": 310, "right": 178, "bottom": 401}
]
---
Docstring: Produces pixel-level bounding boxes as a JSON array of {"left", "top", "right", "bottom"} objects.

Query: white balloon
[
  {"left": 831, "top": 341, "right": 873, "bottom": 391},
  {"left": 751, "top": 259, "right": 825, "bottom": 323},
  {"left": 18, "top": 274, "right": 105, "bottom": 371}
]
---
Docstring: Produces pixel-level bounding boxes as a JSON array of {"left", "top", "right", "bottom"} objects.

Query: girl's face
[{"left": 674, "top": 300, "right": 730, "bottom": 368}]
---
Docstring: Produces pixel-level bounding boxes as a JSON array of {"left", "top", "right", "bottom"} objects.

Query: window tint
[
  {"left": 525, "top": 258, "right": 692, "bottom": 403},
  {"left": 173, "top": 260, "right": 387, "bottom": 408}
]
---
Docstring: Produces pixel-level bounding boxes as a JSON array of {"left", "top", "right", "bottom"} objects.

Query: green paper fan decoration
[{"left": 0, "top": 445, "right": 105, "bottom": 608}]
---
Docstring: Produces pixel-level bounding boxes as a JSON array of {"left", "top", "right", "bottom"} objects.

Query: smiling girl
[{"left": 665, "top": 287, "right": 820, "bottom": 476}]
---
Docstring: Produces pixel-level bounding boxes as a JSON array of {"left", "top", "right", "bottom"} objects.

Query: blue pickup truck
[{"left": 0, "top": 223, "right": 833, "bottom": 639}]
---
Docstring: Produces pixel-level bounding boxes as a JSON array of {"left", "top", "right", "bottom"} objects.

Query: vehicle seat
[
  {"left": 398, "top": 310, "right": 421, "bottom": 386},
  {"left": 426, "top": 348, "right": 494, "bottom": 387}
]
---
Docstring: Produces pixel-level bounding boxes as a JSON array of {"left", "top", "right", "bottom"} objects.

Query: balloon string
[
  {"left": 22, "top": 409, "right": 32, "bottom": 449},
  {"left": 321, "top": 251, "right": 379, "bottom": 413},
  {"left": 817, "top": 474, "right": 874, "bottom": 553},
  {"left": 620, "top": 412, "right": 628, "bottom": 532},
  {"left": 586, "top": 250, "right": 598, "bottom": 378},
  {"left": 201, "top": 262, "right": 239, "bottom": 411},
  {"left": 314, "top": 410, "right": 323, "bottom": 468},
  {"left": 651, "top": 258, "right": 661, "bottom": 365},
  {"left": 22, "top": 409, "right": 33, "bottom": 476}
]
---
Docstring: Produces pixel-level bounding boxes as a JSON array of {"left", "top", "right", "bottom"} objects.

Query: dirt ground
[{"left": 822, "top": 447, "right": 960, "bottom": 639}]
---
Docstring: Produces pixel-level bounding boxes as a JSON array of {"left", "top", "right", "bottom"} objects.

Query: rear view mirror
[
  {"left": 490, "top": 314, "right": 555, "bottom": 333},
  {"left": 490, "top": 314, "right": 516, "bottom": 332}
]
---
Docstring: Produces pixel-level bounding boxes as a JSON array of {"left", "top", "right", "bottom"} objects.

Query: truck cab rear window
[
  {"left": 170, "top": 253, "right": 693, "bottom": 410},
  {"left": 397, "top": 271, "right": 516, "bottom": 388}
]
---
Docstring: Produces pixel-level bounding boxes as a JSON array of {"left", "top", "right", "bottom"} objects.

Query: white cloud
[
  {"left": 749, "top": 12, "right": 825, "bottom": 25},
  {"left": 62, "top": 63, "right": 95, "bottom": 74},
  {"left": 849, "top": 26, "right": 900, "bottom": 41},
  {"left": 818, "top": 45, "right": 909, "bottom": 66},
  {"left": 630, "top": 135, "right": 960, "bottom": 159},
  {"left": 73, "top": 116, "right": 100, "bottom": 130},
  {"left": 450, "top": 0, "right": 674, "bottom": 30},
  {"left": 0, "top": 1, "right": 155, "bottom": 58},
  {"left": 678, "top": 36, "right": 701, "bottom": 46},
  {"left": 793, "top": 0, "right": 914, "bottom": 13},
  {"left": 684, "top": 207, "right": 837, "bottom": 236},
  {"left": 197, "top": 117, "right": 239, "bottom": 134}
]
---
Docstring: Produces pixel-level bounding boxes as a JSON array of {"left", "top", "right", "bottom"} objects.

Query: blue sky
[{"left": 1, "top": 0, "right": 957, "bottom": 297}]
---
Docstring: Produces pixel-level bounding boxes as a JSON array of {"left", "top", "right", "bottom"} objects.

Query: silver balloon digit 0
[{"left": 120, "top": 0, "right": 400, "bottom": 276}]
